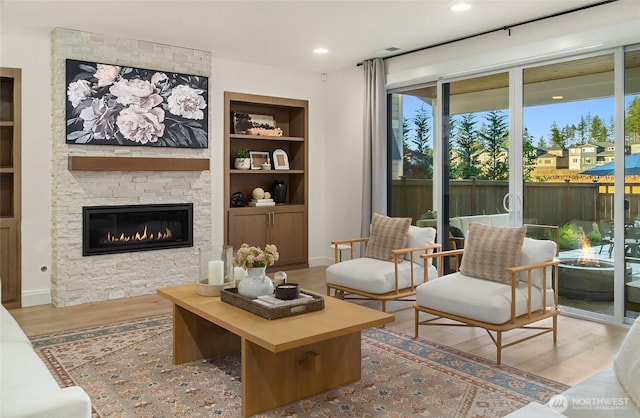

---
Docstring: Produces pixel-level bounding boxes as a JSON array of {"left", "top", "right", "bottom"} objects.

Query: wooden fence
[{"left": 391, "top": 178, "right": 639, "bottom": 227}]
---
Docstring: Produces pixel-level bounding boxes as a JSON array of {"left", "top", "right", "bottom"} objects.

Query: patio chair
[
  {"left": 598, "top": 219, "right": 614, "bottom": 257},
  {"left": 326, "top": 213, "right": 440, "bottom": 313},
  {"left": 414, "top": 222, "right": 560, "bottom": 364}
]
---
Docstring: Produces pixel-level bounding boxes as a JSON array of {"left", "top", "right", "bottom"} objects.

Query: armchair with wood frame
[
  {"left": 325, "top": 214, "right": 440, "bottom": 313},
  {"left": 414, "top": 222, "right": 560, "bottom": 364}
]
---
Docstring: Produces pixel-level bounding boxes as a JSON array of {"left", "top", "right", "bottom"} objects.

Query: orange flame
[
  {"left": 577, "top": 232, "right": 598, "bottom": 266},
  {"left": 104, "top": 225, "right": 172, "bottom": 243}
]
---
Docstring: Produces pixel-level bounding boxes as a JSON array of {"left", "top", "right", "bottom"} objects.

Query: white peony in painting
[{"left": 65, "top": 59, "right": 208, "bottom": 148}]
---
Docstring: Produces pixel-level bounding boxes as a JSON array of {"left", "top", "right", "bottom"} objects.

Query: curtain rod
[{"left": 356, "top": 0, "right": 619, "bottom": 67}]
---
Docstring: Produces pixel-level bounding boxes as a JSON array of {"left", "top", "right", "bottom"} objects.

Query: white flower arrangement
[{"left": 232, "top": 244, "right": 280, "bottom": 269}]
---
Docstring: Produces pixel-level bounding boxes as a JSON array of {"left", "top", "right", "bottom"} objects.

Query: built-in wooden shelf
[{"left": 68, "top": 156, "right": 210, "bottom": 171}]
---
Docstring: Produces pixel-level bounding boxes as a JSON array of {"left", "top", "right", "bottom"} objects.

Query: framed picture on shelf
[
  {"left": 249, "top": 151, "right": 270, "bottom": 169},
  {"left": 273, "top": 149, "right": 289, "bottom": 170},
  {"left": 233, "top": 112, "right": 276, "bottom": 134}
]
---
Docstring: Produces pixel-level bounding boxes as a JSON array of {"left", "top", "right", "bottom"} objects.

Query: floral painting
[{"left": 65, "top": 59, "right": 208, "bottom": 148}]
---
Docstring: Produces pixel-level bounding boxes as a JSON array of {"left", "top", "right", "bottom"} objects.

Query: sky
[{"left": 402, "top": 94, "right": 637, "bottom": 147}]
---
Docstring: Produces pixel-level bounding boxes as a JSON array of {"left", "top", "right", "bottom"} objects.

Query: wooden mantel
[{"left": 68, "top": 156, "right": 210, "bottom": 171}]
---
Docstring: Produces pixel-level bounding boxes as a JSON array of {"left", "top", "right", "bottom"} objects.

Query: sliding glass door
[
  {"left": 522, "top": 53, "right": 618, "bottom": 318},
  {"left": 443, "top": 72, "right": 515, "bottom": 240},
  {"left": 389, "top": 44, "right": 640, "bottom": 324}
]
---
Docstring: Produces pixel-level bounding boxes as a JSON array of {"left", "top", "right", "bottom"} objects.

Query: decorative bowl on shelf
[{"left": 196, "top": 279, "right": 233, "bottom": 297}]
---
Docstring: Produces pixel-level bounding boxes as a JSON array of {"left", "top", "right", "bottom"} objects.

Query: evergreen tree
[
  {"left": 537, "top": 136, "right": 547, "bottom": 149},
  {"left": 576, "top": 116, "right": 588, "bottom": 144},
  {"left": 590, "top": 115, "right": 609, "bottom": 142},
  {"left": 549, "top": 122, "right": 566, "bottom": 148},
  {"left": 478, "top": 110, "right": 509, "bottom": 180},
  {"left": 522, "top": 127, "right": 537, "bottom": 181},
  {"left": 561, "top": 124, "right": 576, "bottom": 145},
  {"left": 411, "top": 106, "right": 433, "bottom": 178},
  {"left": 401, "top": 117, "right": 412, "bottom": 176},
  {"left": 453, "top": 113, "right": 481, "bottom": 179},
  {"left": 626, "top": 96, "right": 640, "bottom": 144},
  {"left": 448, "top": 117, "right": 459, "bottom": 179},
  {"left": 412, "top": 106, "right": 431, "bottom": 154},
  {"left": 402, "top": 117, "right": 410, "bottom": 149},
  {"left": 584, "top": 113, "right": 593, "bottom": 142}
]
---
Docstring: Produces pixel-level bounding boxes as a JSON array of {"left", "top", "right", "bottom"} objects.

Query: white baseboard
[
  {"left": 309, "top": 256, "right": 333, "bottom": 267},
  {"left": 21, "top": 289, "right": 51, "bottom": 307}
]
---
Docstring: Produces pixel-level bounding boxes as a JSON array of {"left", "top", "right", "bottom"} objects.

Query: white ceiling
[{"left": 1, "top": 0, "right": 610, "bottom": 74}]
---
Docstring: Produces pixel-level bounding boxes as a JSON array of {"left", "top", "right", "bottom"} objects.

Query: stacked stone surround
[{"left": 51, "top": 28, "right": 212, "bottom": 306}]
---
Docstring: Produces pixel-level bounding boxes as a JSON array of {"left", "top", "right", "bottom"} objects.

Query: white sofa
[
  {"left": 0, "top": 287, "right": 91, "bottom": 418},
  {"left": 505, "top": 316, "right": 640, "bottom": 417}
]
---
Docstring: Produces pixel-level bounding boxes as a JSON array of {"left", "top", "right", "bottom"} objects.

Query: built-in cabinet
[
  {"left": 224, "top": 92, "right": 308, "bottom": 269},
  {"left": 0, "top": 68, "right": 21, "bottom": 308}
]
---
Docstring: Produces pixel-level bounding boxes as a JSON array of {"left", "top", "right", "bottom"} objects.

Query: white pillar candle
[{"left": 208, "top": 260, "right": 224, "bottom": 285}]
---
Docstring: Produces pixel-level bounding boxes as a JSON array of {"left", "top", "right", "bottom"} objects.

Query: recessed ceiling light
[
  {"left": 451, "top": 3, "right": 471, "bottom": 12},
  {"left": 552, "top": 95, "right": 564, "bottom": 100},
  {"left": 313, "top": 48, "right": 328, "bottom": 54}
]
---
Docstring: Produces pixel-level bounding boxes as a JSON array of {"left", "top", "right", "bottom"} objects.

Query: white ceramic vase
[
  {"left": 234, "top": 158, "right": 251, "bottom": 169},
  {"left": 237, "top": 267, "right": 274, "bottom": 299}
]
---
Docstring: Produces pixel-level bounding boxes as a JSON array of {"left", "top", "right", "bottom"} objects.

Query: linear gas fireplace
[{"left": 83, "top": 203, "right": 193, "bottom": 256}]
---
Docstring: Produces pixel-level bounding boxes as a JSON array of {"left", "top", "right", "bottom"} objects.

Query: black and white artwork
[{"left": 65, "top": 59, "right": 208, "bottom": 148}]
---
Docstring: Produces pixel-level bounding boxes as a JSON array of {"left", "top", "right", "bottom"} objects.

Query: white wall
[
  {"left": 0, "top": 26, "right": 52, "bottom": 306},
  {"left": 322, "top": 67, "right": 365, "bottom": 250}
]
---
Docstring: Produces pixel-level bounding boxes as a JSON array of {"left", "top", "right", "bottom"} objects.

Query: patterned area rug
[{"left": 31, "top": 314, "right": 568, "bottom": 417}]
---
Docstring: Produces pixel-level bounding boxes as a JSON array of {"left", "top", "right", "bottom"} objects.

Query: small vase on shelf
[
  {"left": 271, "top": 180, "right": 287, "bottom": 204},
  {"left": 237, "top": 267, "right": 275, "bottom": 299}
]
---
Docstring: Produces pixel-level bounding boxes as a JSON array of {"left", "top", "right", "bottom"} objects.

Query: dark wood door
[{"left": 0, "top": 68, "right": 21, "bottom": 308}]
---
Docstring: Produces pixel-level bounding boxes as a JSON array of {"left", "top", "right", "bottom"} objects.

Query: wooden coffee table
[{"left": 157, "top": 283, "right": 394, "bottom": 416}]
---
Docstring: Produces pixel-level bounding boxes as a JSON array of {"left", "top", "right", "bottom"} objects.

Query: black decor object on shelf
[
  {"left": 231, "top": 192, "right": 245, "bottom": 207},
  {"left": 271, "top": 180, "right": 287, "bottom": 204}
]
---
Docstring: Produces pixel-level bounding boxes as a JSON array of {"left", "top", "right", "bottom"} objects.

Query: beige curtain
[{"left": 361, "top": 58, "right": 387, "bottom": 237}]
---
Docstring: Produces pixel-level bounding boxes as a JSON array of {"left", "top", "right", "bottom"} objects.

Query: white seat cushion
[
  {"left": 326, "top": 257, "right": 438, "bottom": 294},
  {"left": 415, "top": 272, "right": 555, "bottom": 324}
]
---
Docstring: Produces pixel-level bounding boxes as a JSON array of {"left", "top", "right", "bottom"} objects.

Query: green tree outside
[
  {"left": 452, "top": 113, "right": 481, "bottom": 179},
  {"left": 626, "top": 96, "right": 640, "bottom": 143},
  {"left": 478, "top": 110, "right": 509, "bottom": 180}
]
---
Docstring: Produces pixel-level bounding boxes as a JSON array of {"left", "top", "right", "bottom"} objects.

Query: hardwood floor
[{"left": 8, "top": 266, "right": 630, "bottom": 386}]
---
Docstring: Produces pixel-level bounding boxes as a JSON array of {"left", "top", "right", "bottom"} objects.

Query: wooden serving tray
[{"left": 220, "top": 288, "right": 324, "bottom": 320}]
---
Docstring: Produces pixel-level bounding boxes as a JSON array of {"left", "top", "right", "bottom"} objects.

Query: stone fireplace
[
  {"left": 82, "top": 203, "right": 193, "bottom": 256},
  {"left": 50, "top": 28, "right": 213, "bottom": 306}
]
